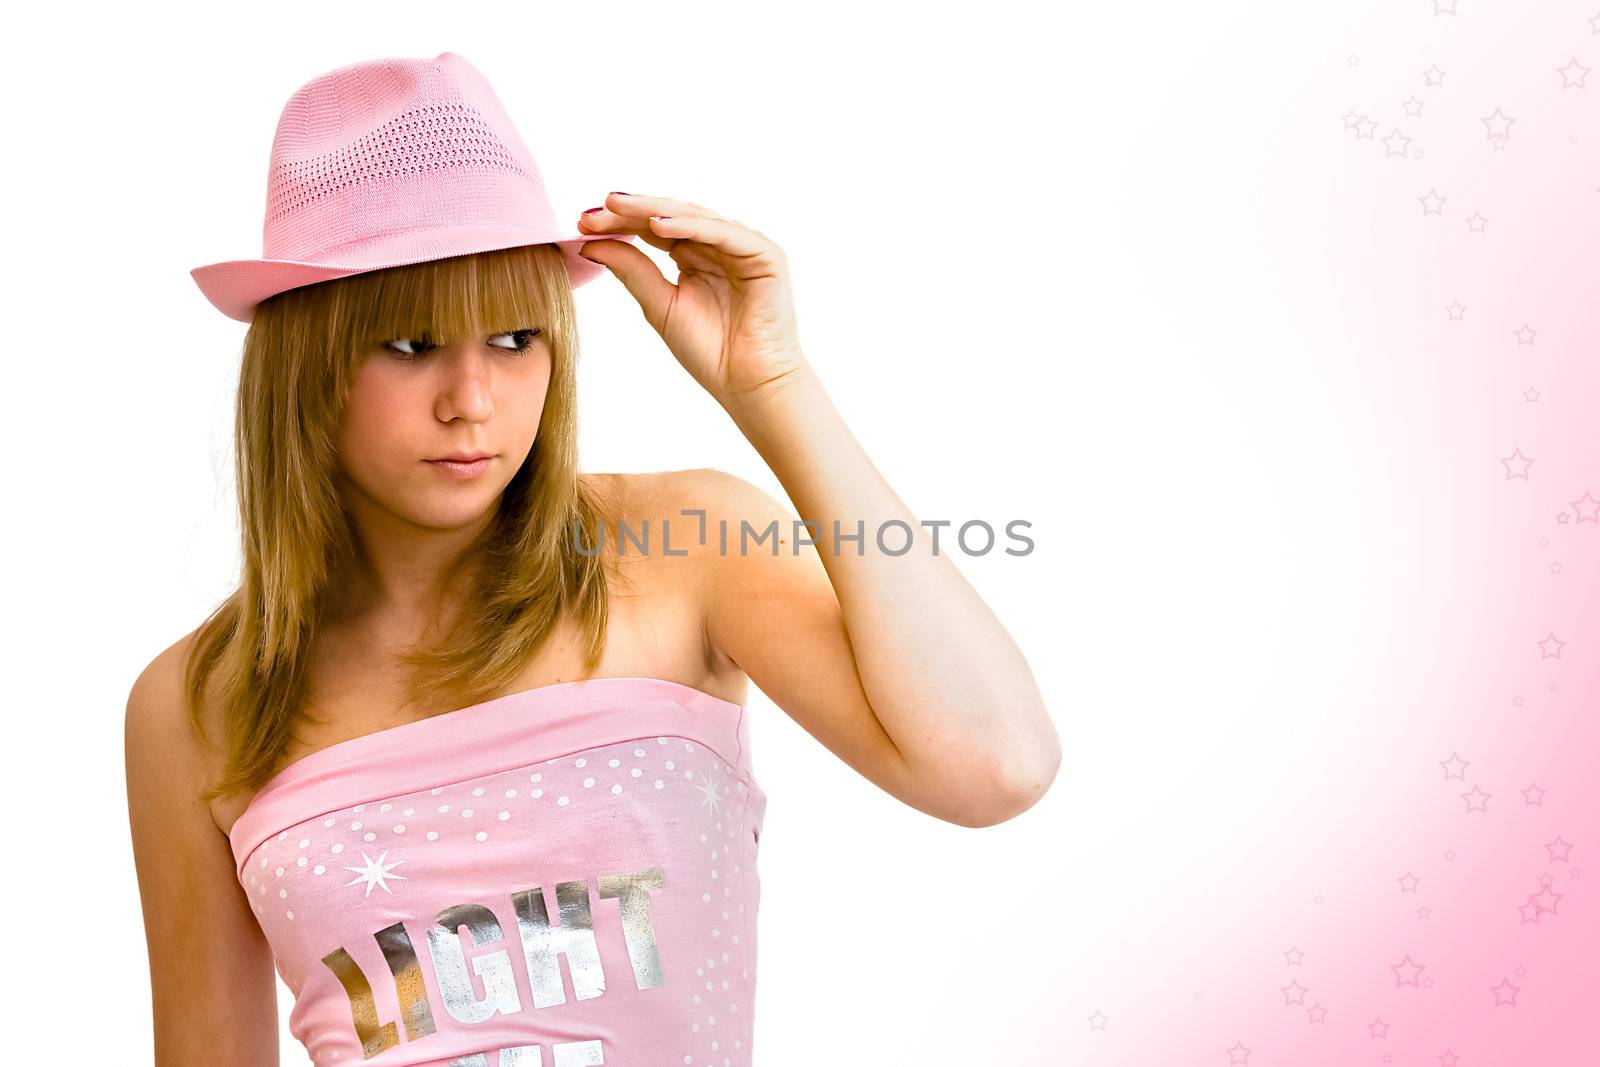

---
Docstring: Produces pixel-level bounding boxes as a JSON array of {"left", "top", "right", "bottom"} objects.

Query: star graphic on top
[
  {"left": 342, "top": 849, "right": 407, "bottom": 897},
  {"left": 1546, "top": 834, "right": 1574, "bottom": 862},
  {"left": 696, "top": 771, "right": 725, "bottom": 817},
  {"left": 1490, "top": 977, "right": 1521, "bottom": 1006},
  {"left": 1438, "top": 751, "right": 1470, "bottom": 780}
]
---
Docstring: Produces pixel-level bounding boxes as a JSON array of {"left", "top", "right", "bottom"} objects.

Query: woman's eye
[
  {"left": 381, "top": 328, "right": 539, "bottom": 358},
  {"left": 384, "top": 337, "right": 433, "bottom": 357},
  {"left": 490, "top": 328, "right": 543, "bottom": 352}
]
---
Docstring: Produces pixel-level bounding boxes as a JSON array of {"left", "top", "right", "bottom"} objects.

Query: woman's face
[{"left": 337, "top": 327, "right": 552, "bottom": 530}]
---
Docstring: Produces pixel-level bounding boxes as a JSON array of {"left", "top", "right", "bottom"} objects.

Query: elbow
[
  {"left": 1007, "top": 750, "right": 1062, "bottom": 821},
  {"left": 957, "top": 735, "right": 1063, "bottom": 828}
]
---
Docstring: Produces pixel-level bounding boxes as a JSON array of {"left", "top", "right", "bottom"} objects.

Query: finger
[
  {"left": 600, "top": 191, "right": 725, "bottom": 225},
  {"left": 667, "top": 239, "right": 723, "bottom": 275},
  {"left": 577, "top": 207, "right": 681, "bottom": 254},
  {"left": 575, "top": 238, "right": 677, "bottom": 330},
  {"left": 582, "top": 208, "right": 732, "bottom": 275},
  {"left": 647, "top": 214, "right": 780, "bottom": 275}
]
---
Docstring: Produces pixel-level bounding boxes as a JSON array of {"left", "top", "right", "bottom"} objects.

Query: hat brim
[{"left": 190, "top": 226, "right": 637, "bottom": 323}]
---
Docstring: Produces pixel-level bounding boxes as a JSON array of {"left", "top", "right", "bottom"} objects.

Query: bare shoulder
[
  {"left": 585, "top": 466, "right": 782, "bottom": 506},
  {"left": 125, "top": 626, "right": 218, "bottom": 791},
  {"left": 582, "top": 470, "right": 780, "bottom": 543},
  {"left": 665, "top": 467, "right": 790, "bottom": 522},
  {"left": 585, "top": 467, "right": 793, "bottom": 564},
  {"left": 125, "top": 625, "right": 281, "bottom": 1060},
  {"left": 126, "top": 623, "right": 242, "bottom": 833}
]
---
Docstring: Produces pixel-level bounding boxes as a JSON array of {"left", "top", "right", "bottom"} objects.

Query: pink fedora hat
[{"left": 190, "top": 51, "right": 633, "bottom": 323}]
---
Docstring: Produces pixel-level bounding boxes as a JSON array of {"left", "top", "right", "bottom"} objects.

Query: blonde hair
[{"left": 185, "top": 242, "right": 617, "bottom": 805}]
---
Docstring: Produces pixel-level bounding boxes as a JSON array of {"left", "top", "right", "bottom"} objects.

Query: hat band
[{"left": 263, "top": 162, "right": 555, "bottom": 263}]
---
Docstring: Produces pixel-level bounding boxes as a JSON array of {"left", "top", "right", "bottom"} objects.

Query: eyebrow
[{"left": 380, "top": 326, "right": 537, "bottom": 341}]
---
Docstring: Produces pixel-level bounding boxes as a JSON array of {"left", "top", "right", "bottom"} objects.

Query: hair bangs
[{"left": 326, "top": 243, "right": 573, "bottom": 360}]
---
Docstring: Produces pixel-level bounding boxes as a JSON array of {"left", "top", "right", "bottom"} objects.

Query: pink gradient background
[{"left": 1036, "top": 4, "right": 1599, "bottom": 1064}]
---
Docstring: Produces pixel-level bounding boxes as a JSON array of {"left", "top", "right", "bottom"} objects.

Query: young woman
[{"left": 125, "top": 52, "right": 1059, "bottom": 1066}]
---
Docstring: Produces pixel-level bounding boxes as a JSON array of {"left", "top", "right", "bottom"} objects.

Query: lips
[
  {"left": 428, "top": 452, "right": 495, "bottom": 462},
  {"left": 425, "top": 454, "right": 495, "bottom": 479}
]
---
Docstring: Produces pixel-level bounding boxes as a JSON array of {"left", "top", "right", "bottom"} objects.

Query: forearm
[{"left": 723, "top": 360, "right": 1061, "bottom": 801}]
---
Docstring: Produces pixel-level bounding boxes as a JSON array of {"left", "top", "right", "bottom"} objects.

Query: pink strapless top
[{"left": 227, "top": 676, "right": 769, "bottom": 1067}]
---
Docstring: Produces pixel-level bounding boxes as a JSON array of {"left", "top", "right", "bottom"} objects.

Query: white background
[{"left": 0, "top": 0, "right": 1499, "bottom": 1063}]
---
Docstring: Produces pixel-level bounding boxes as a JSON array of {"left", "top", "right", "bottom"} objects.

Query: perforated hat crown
[{"left": 190, "top": 51, "right": 633, "bottom": 323}]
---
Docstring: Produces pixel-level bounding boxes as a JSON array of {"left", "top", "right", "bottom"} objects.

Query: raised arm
[
  {"left": 679, "top": 423, "right": 1058, "bottom": 830},
  {"left": 575, "top": 191, "right": 1060, "bottom": 829}
]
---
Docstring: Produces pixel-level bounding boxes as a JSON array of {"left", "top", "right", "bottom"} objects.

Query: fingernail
[
  {"left": 582, "top": 206, "right": 603, "bottom": 215},
  {"left": 608, "top": 191, "right": 630, "bottom": 197}
]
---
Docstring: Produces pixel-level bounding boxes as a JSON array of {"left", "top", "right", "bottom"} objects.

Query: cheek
[
  {"left": 511, "top": 354, "right": 554, "bottom": 416},
  {"left": 339, "top": 365, "right": 421, "bottom": 474},
  {"left": 490, "top": 352, "right": 554, "bottom": 444}
]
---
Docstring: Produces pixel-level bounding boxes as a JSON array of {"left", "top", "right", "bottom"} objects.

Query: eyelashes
[{"left": 383, "top": 327, "right": 543, "bottom": 359}]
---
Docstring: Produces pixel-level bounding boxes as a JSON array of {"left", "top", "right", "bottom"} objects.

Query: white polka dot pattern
[{"left": 226, "top": 678, "right": 767, "bottom": 1067}]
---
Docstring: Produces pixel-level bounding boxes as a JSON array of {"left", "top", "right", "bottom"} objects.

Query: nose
[{"left": 434, "top": 344, "right": 497, "bottom": 423}]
